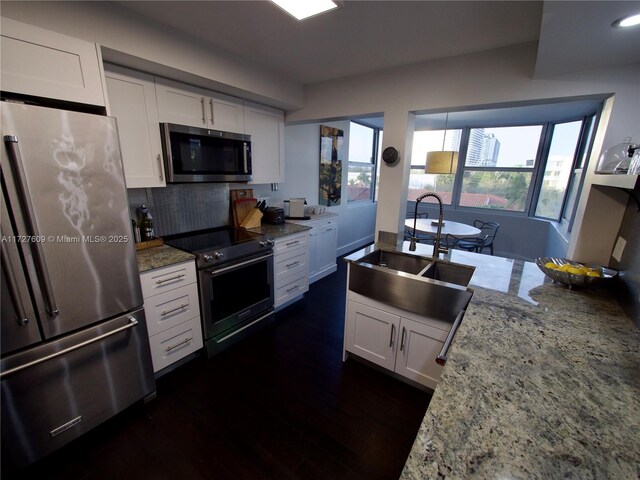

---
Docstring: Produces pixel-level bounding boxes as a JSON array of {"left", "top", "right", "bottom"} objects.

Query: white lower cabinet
[
  {"left": 140, "top": 260, "right": 203, "bottom": 373},
  {"left": 345, "top": 295, "right": 449, "bottom": 390},
  {"left": 288, "top": 216, "right": 338, "bottom": 284},
  {"left": 273, "top": 232, "right": 309, "bottom": 308}
]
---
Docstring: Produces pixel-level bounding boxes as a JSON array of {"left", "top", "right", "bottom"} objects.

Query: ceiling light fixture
[
  {"left": 270, "top": 0, "right": 338, "bottom": 21},
  {"left": 612, "top": 12, "right": 640, "bottom": 28}
]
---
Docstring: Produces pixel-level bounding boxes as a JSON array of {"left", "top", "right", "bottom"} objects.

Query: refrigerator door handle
[
  {"left": 3, "top": 135, "right": 59, "bottom": 318},
  {"left": 0, "top": 317, "right": 139, "bottom": 379},
  {"left": 1, "top": 238, "right": 30, "bottom": 326}
]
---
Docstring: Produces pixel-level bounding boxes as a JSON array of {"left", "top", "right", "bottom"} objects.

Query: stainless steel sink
[
  {"left": 421, "top": 260, "right": 475, "bottom": 287},
  {"left": 348, "top": 249, "right": 475, "bottom": 323},
  {"left": 356, "top": 249, "right": 432, "bottom": 275}
]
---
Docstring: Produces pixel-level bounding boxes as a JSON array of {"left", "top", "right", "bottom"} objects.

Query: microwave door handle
[
  {"left": 3, "top": 136, "right": 59, "bottom": 318},
  {"left": 243, "top": 143, "right": 249, "bottom": 174}
]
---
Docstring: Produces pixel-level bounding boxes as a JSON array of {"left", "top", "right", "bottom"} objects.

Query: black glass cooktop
[{"left": 163, "top": 227, "right": 262, "bottom": 254}]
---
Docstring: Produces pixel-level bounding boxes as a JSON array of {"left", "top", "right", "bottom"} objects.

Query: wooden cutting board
[
  {"left": 230, "top": 189, "right": 254, "bottom": 226},
  {"left": 233, "top": 198, "right": 257, "bottom": 227}
]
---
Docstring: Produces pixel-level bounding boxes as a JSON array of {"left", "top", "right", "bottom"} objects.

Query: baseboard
[{"left": 337, "top": 235, "right": 375, "bottom": 257}]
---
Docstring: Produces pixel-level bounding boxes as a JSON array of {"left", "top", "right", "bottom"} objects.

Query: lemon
[
  {"left": 544, "top": 262, "right": 558, "bottom": 269},
  {"left": 586, "top": 270, "right": 602, "bottom": 277},
  {"left": 558, "top": 264, "right": 573, "bottom": 272},
  {"left": 566, "top": 266, "right": 585, "bottom": 275}
]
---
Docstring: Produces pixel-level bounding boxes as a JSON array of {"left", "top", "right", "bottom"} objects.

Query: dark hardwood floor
[{"left": 7, "top": 256, "right": 431, "bottom": 480}]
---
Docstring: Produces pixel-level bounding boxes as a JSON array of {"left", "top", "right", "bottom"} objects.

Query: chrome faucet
[{"left": 409, "top": 192, "right": 447, "bottom": 257}]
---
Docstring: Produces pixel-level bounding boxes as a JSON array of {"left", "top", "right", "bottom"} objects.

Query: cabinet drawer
[
  {"left": 274, "top": 249, "right": 308, "bottom": 283},
  {"left": 274, "top": 233, "right": 308, "bottom": 256},
  {"left": 144, "top": 283, "right": 200, "bottom": 336},
  {"left": 149, "top": 316, "right": 203, "bottom": 373},
  {"left": 140, "top": 261, "right": 197, "bottom": 298},
  {"left": 275, "top": 273, "right": 308, "bottom": 307}
]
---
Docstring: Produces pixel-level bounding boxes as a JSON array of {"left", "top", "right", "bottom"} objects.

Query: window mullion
[
  {"left": 529, "top": 122, "right": 554, "bottom": 217},
  {"left": 452, "top": 127, "right": 470, "bottom": 208}
]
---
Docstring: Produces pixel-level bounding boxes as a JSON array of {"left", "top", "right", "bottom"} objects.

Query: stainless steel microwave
[{"left": 160, "top": 123, "right": 252, "bottom": 183}]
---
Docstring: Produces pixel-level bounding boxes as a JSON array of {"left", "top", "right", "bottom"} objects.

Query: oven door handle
[{"left": 208, "top": 253, "right": 273, "bottom": 276}]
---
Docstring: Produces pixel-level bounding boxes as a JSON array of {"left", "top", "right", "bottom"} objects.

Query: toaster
[{"left": 263, "top": 207, "right": 285, "bottom": 225}]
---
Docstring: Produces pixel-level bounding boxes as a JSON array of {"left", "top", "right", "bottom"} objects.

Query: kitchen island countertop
[
  {"left": 136, "top": 244, "right": 195, "bottom": 273},
  {"left": 348, "top": 243, "right": 640, "bottom": 479}
]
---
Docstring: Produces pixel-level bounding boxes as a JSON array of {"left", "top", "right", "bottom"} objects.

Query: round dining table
[{"left": 404, "top": 219, "right": 481, "bottom": 237}]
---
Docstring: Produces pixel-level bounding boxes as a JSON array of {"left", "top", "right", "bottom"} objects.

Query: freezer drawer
[{"left": 0, "top": 308, "right": 155, "bottom": 473}]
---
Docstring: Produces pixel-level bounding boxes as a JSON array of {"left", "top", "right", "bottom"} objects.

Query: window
[
  {"left": 409, "top": 130, "right": 461, "bottom": 205},
  {"left": 460, "top": 126, "right": 542, "bottom": 211},
  {"left": 347, "top": 122, "right": 380, "bottom": 202},
  {"left": 535, "top": 121, "right": 582, "bottom": 219},
  {"left": 409, "top": 112, "right": 597, "bottom": 221}
]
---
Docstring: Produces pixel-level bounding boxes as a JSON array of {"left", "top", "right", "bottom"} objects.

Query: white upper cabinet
[
  {"left": 245, "top": 101, "right": 285, "bottom": 185},
  {"left": 155, "top": 77, "right": 244, "bottom": 133},
  {"left": 0, "top": 17, "right": 106, "bottom": 106},
  {"left": 104, "top": 65, "right": 165, "bottom": 188}
]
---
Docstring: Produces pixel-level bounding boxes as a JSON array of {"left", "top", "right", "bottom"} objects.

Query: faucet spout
[{"left": 409, "top": 192, "right": 446, "bottom": 258}]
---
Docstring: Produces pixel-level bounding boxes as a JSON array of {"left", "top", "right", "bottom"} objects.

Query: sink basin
[
  {"left": 356, "top": 249, "right": 432, "bottom": 275},
  {"left": 349, "top": 249, "right": 475, "bottom": 322},
  {"left": 422, "top": 260, "right": 475, "bottom": 287}
]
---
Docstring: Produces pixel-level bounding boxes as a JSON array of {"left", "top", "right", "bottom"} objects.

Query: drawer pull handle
[
  {"left": 1, "top": 317, "right": 138, "bottom": 379},
  {"left": 285, "top": 240, "right": 300, "bottom": 246},
  {"left": 436, "top": 309, "right": 465, "bottom": 366},
  {"left": 157, "top": 154, "right": 164, "bottom": 181},
  {"left": 166, "top": 337, "right": 192, "bottom": 352},
  {"left": 155, "top": 274, "right": 185, "bottom": 285},
  {"left": 160, "top": 303, "right": 188, "bottom": 316},
  {"left": 286, "top": 261, "right": 300, "bottom": 268},
  {"left": 286, "top": 285, "right": 300, "bottom": 293}
]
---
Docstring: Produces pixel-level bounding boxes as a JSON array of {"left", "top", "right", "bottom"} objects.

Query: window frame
[
  {"left": 410, "top": 112, "right": 599, "bottom": 221},
  {"left": 347, "top": 121, "right": 381, "bottom": 204}
]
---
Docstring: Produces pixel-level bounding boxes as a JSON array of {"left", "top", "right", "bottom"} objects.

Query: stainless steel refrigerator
[{"left": 0, "top": 101, "right": 155, "bottom": 472}]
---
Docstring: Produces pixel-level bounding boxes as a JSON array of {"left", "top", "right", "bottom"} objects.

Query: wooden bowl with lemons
[{"left": 535, "top": 257, "right": 618, "bottom": 288}]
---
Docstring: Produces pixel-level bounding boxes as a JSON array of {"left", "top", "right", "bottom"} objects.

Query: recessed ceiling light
[
  {"left": 612, "top": 12, "right": 640, "bottom": 28},
  {"left": 271, "top": 0, "right": 338, "bottom": 21}
]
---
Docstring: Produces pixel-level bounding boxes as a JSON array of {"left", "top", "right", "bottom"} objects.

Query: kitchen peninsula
[{"left": 371, "top": 243, "right": 640, "bottom": 479}]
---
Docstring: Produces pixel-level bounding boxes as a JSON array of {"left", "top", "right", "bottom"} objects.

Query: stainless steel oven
[
  {"left": 164, "top": 227, "right": 275, "bottom": 357},
  {"left": 199, "top": 251, "right": 274, "bottom": 355}
]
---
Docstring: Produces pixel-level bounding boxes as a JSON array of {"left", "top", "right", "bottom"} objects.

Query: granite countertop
[
  {"left": 346, "top": 243, "right": 639, "bottom": 479},
  {"left": 247, "top": 222, "right": 311, "bottom": 238},
  {"left": 136, "top": 244, "right": 195, "bottom": 273},
  {"left": 285, "top": 212, "right": 339, "bottom": 223}
]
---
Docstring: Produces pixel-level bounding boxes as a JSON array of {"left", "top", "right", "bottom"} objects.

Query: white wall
[
  {"left": 286, "top": 42, "right": 640, "bottom": 252},
  {"left": 250, "top": 121, "right": 377, "bottom": 255},
  {"left": 0, "top": 1, "right": 303, "bottom": 109}
]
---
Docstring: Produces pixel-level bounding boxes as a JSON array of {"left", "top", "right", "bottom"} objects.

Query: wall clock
[{"left": 382, "top": 146, "right": 400, "bottom": 166}]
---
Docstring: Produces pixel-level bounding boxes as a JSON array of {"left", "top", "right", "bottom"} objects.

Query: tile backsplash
[{"left": 128, "top": 184, "right": 230, "bottom": 237}]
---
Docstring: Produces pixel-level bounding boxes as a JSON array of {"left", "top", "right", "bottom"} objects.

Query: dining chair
[
  {"left": 473, "top": 220, "right": 500, "bottom": 255},
  {"left": 453, "top": 220, "right": 499, "bottom": 255},
  {"left": 445, "top": 233, "right": 485, "bottom": 253}
]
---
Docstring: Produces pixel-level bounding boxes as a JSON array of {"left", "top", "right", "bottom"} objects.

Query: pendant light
[{"left": 425, "top": 112, "right": 458, "bottom": 174}]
